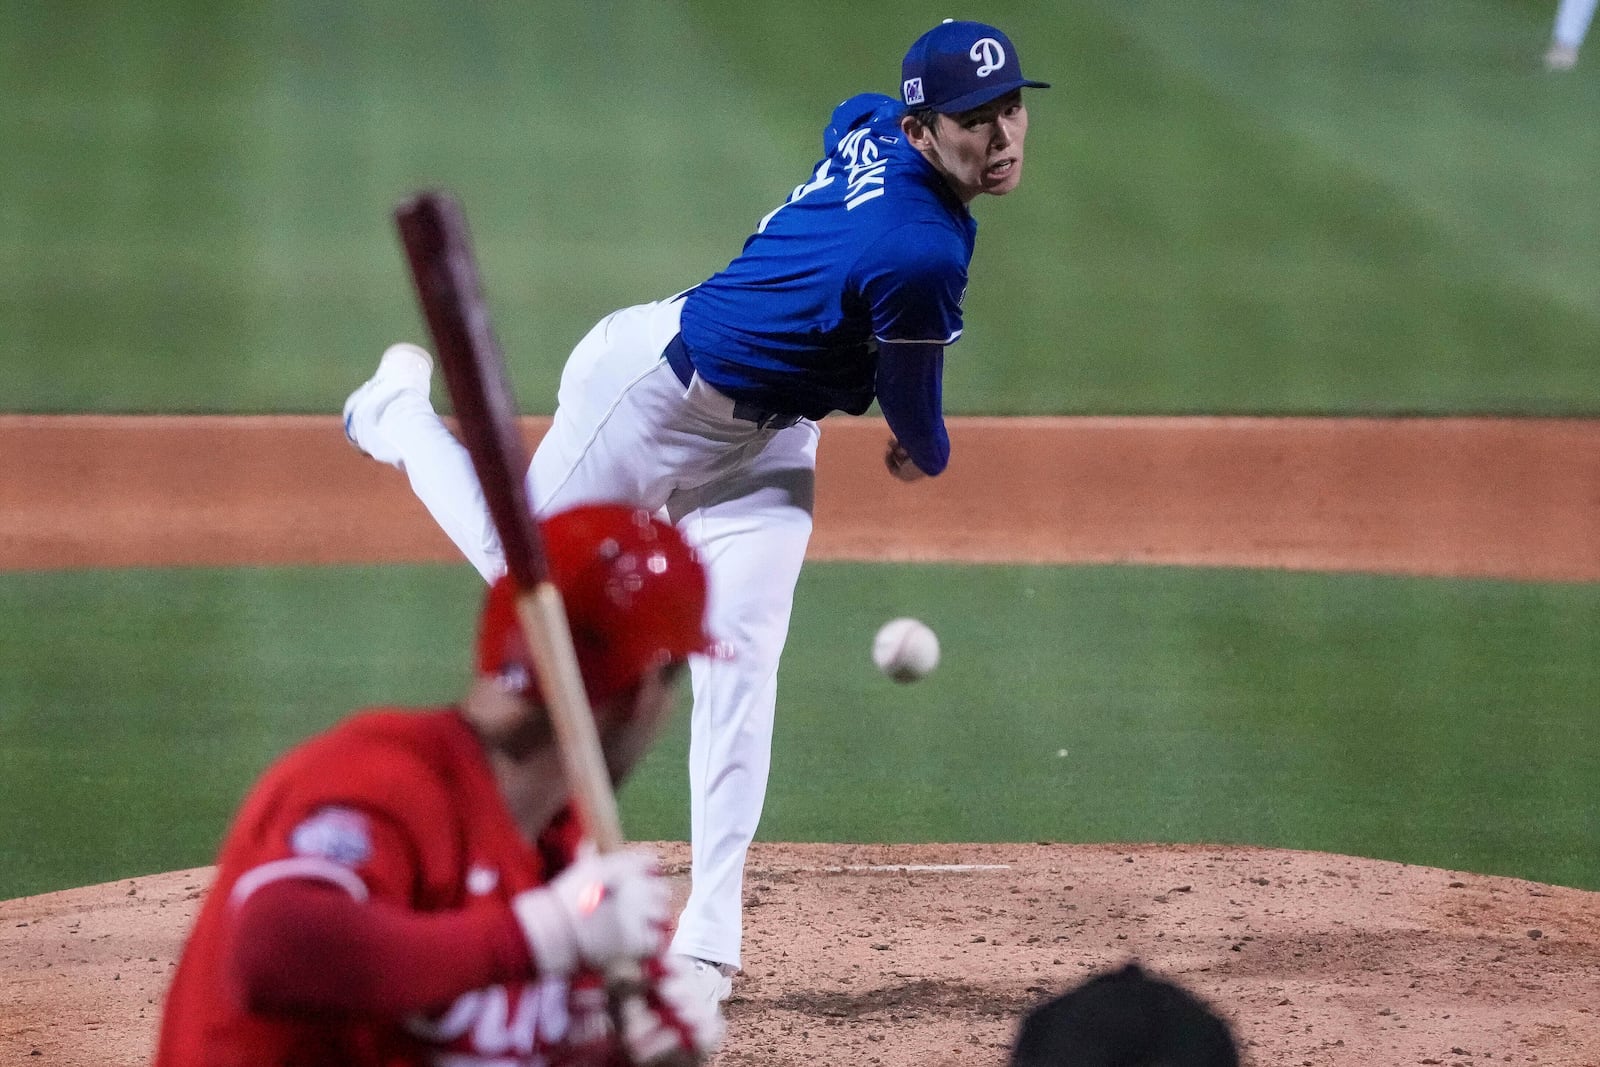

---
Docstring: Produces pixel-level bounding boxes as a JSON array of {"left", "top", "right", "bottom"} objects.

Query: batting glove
[
  {"left": 614, "top": 953, "right": 727, "bottom": 1066},
  {"left": 511, "top": 848, "right": 670, "bottom": 978}
]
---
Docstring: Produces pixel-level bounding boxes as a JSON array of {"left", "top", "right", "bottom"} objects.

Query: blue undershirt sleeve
[{"left": 875, "top": 341, "right": 950, "bottom": 476}]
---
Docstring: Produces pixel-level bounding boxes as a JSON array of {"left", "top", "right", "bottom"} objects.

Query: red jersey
[{"left": 155, "top": 707, "right": 613, "bottom": 1067}]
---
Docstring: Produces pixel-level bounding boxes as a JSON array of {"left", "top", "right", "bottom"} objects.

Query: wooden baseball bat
[
  {"left": 393, "top": 190, "right": 623, "bottom": 853},
  {"left": 395, "top": 191, "right": 697, "bottom": 1067}
]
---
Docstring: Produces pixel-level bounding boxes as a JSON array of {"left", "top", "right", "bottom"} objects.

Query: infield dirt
[{"left": 2, "top": 415, "right": 1598, "bottom": 1066}]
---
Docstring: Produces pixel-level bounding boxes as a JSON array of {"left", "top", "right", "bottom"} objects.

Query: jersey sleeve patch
[{"left": 289, "top": 805, "right": 375, "bottom": 867}]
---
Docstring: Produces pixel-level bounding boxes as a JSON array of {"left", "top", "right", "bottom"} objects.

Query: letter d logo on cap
[{"left": 970, "top": 38, "right": 1005, "bottom": 77}]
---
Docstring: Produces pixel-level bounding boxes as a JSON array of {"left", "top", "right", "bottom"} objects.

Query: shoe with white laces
[
  {"left": 670, "top": 953, "right": 735, "bottom": 1006},
  {"left": 342, "top": 343, "right": 434, "bottom": 464}
]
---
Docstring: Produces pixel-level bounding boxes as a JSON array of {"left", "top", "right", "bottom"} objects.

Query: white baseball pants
[
  {"left": 1554, "top": 0, "right": 1598, "bottom": 48},
  {"left": 372, "top": 296, "right": 818, "bottom": 970}
]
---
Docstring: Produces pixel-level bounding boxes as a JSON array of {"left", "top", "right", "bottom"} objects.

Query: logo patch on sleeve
[{"left": 290, "top": 806, "right": 374, "bottom": 867}]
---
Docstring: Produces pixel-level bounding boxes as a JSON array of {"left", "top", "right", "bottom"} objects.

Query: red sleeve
[
  {"left": 230, "top": 879, "right": 532, "bottom": 1017},
  {"left": 228, "top": 714, "right": 463, "bottom": 905}
]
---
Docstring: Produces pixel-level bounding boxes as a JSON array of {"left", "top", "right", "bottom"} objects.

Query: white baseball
[{"left": 872, "top": 617, "right": 940, "bottom": 683}]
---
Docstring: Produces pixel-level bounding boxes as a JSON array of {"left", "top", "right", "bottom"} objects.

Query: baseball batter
[
  {"left": 155, "top": 505, "right": 722, "bottom": 1066},
  {"left": 342, "top": 19, "right": 1048, "bottom": 1000}
]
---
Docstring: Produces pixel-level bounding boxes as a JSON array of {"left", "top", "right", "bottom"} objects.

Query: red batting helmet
[{"left": 476, "top": 504, "right": 713, "bottom": 706}]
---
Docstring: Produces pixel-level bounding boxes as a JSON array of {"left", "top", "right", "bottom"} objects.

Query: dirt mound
[{"left": 5, "top": 843, "right": 1597, "bottom": 1066}]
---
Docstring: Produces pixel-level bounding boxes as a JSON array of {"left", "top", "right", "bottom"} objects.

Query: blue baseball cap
[{"left": 900, "top": 20, "right": 1050, "bottom": 114}]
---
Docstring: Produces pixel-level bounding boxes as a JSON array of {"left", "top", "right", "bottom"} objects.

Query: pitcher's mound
[{"left": 4, "top": 843, "right": 1598, "bottom": 1065}]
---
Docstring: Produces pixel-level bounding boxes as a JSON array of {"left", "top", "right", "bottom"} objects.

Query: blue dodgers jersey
[{"left": 678, "top": 108, "right": 977, "bottom": 420}]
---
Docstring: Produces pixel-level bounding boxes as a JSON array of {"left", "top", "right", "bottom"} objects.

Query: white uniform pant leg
[
  {"left": 369, "top": 300, "right": 684, "bottom": 579},
  {"left": 375, "top": 295, "right": 817, "bottom": 973},
  {"left": 370, "top": 392, "right": 506, "bottom": 582},
  {"left": 527, "top": 300, "right": 691, "bottom": 512},
  {"left": 666, "top": 421, "right": 819, "bottom": 971},
  {"left": 1554, "top": 0, "right": 1599, "bottom": 48}
]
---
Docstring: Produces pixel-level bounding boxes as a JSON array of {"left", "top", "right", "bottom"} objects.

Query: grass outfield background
[
  {"left": 3, "top": 0, "right": 1598, "bottom": 414},
  {"left": 2, "top": 564, "right": 1596, "bottom": 900},
  {"left": 2, "top": 2, "right": 1597, "bottom": 900}
]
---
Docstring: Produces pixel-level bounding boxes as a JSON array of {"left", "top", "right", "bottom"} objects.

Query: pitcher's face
[{"left": 907, "top": 91, "right": 1029, "bottom": 203}]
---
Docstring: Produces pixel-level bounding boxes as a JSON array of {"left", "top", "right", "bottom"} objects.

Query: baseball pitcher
[{"left": 341, "top": 19, "right": 1048, "bottom": 1005}]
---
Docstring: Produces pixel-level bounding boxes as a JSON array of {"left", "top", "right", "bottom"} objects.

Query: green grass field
[
  {"left": 2, "top": 563, "right": 1596, "bottom": 900},
  {"left": 3, "top": 1, "right": 1597, "bottom": 413},
  {"left": 2, "top": 2, "right": 1596, "bottom": 902}
]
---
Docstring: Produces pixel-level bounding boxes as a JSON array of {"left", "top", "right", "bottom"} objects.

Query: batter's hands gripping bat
[
  {"left": 393, "top": 190, "right": 624, "bottom": 854},
  {"left": 395, "top": 192, "right": 701, "bottom": 1067}
]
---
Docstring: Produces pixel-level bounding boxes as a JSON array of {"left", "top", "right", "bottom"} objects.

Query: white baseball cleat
[
  {"left": 342, "top": 343, "right": 435, "bottom": 464},
  {"left": 670, "top": 953, "right": 736, "bottom": 1006}
]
